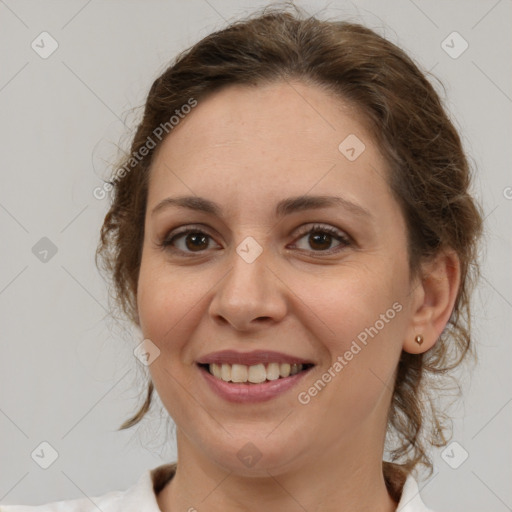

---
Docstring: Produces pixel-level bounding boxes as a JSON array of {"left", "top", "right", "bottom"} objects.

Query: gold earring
[{"left": 414, "top": 334, "right": 424, "bottom": 345}]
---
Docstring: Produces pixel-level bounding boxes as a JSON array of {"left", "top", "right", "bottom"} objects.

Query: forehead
[
  {"left": 148, "top": 80, "right": 392, "bottom": 219},
  {"left": 155, "top": 80, "right": 373, "bottom": 158}
]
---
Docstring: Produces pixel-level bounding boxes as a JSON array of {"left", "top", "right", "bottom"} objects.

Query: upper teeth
[{"left": 208, "top": 363, "right": 304, "bottom": 383}]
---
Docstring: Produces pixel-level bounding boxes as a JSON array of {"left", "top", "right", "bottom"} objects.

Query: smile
[{"left": 199, "top": 362, "right": 314, "bottom": 384}]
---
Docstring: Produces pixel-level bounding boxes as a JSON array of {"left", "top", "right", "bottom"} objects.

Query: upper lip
[{"left": 196, "top": 350, "right": 315, "bottom": 366}]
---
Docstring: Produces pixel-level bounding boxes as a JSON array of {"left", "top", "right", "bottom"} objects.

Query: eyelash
[{"left": 158, "top": 223, "right": 352, "bottom": 256}]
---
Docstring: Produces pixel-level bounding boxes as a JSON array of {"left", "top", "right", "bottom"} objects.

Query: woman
[{"left": 1, "top": 4, "right": 483, "bottom": 511}]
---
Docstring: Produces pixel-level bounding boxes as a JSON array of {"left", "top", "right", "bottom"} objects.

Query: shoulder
[{"left": 0, "top": 463, "right": 176, "bottom": 512}]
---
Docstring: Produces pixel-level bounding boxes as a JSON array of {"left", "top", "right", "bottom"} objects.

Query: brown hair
[{"left": 96, "top": 2, "right": 483, "bottom": 484}]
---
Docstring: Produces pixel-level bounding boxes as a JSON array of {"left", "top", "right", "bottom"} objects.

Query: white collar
[{"left": 396, "top": 474, "right": 435, "bottom": 511}]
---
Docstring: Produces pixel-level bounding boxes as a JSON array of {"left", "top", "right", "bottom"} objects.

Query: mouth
[{"left": 197, "top": 362, "right": 315, "bottom": 384}]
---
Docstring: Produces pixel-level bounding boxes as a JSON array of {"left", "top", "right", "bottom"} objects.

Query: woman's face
[{"left": 137, "top": 81, "right": 421, "bottom": 475}]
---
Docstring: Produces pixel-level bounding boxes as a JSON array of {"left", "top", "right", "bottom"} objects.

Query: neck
[{"left": 157, "top": 435, "right": 399, "bottom": 512}]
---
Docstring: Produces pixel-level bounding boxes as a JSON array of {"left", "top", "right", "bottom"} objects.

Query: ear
[{"left": 403, "top": 248, "right": 461, "bottom": 354}]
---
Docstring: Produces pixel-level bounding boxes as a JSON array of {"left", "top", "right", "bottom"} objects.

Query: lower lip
[{"left": 198, "top": 365, "right": 313, "bottom": 403}]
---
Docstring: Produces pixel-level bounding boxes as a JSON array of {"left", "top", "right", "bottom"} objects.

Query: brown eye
[
  {"left": 308, "top": 231, "right": 333, "bottom": 251},
  {"left": 162, "top": 228, "right": 219, "bottom": 254},
  {"left": 183, "top": 232, "right": 210, "bottom": 251},
  {"left": 292, "top": 224, "right": 351, "bottom": 254}
]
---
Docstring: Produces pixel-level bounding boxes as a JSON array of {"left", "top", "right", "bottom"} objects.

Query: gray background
[{"left": 0, "top": 1, "right": 511, "bottom": 510}]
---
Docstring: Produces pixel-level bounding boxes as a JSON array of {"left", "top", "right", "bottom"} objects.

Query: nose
[{"left": 208, "top": 243, "right": 288, "bottom": 331}]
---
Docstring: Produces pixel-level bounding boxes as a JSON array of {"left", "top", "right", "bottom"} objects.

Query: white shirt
[{"left": 0, "top": 463, "right": 435, "bottom": 511}]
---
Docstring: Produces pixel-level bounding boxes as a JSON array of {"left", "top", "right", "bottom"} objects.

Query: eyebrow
[{"left": 151, "top": 194, "right": 372, "bottom": 219}]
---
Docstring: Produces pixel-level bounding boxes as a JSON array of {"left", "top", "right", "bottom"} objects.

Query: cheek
[
  {"left": 136, "top": 254, "right": 226, "bottom": 374},
  {"left": 294, "top": 262, "right": 406, "bottom": 349},
  {"left": 136, "top": 256, "right": 197, "bottom": 349},
  {"left": 290, "top": 264, "right": 407, "bottom": 418},
  {"left": 136, "top": 261, "right": 207, "bottom": 411}
]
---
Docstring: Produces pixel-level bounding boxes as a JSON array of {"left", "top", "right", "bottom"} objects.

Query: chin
[{"left": 198, "top": 433, "right": 307, "bottom": 477}]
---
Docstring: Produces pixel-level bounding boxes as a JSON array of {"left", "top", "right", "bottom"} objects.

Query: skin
[{"left": 136, "top": 80, "right": 460, "bottom": 512}]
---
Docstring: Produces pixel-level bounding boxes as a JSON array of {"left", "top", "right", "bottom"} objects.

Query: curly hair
[{"left": 95, "top": 2, "right": 483, "bottom": 485}]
